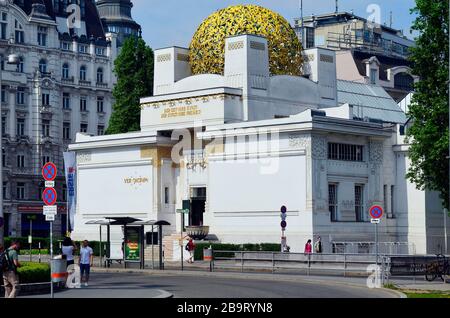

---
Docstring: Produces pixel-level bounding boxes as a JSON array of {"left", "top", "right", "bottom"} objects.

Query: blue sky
[{"left": 131, "top": 0, "right": 418, "bottom": 49}]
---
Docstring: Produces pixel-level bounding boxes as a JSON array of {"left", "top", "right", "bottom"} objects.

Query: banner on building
[{"left": 63, "top": 152, "right": 77, "bottom": 232}]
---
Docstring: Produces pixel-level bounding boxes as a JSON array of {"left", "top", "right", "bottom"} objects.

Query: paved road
[{"left": 23, "top": 272, "right": 398, "bottom": 298}]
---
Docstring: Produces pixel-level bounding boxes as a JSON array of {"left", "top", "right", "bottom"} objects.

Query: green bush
[
  {"left": 193, "top": 243, "right": 282, "bottom": 260},
  {"left": 5, "top": 237, "right": 51, "bottom": 249},
  {"left": 17, "top": 262, "right": 50, "bottom": 284},
  {"left": 20, "top": 249, "right": 50, "bottom": 255}
]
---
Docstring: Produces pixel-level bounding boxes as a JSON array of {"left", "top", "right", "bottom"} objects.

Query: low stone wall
[{"left": 0, "top": 282, "right": 65, "bottom": 297}]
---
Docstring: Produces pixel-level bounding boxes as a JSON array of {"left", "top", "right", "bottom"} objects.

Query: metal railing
[{"left": 211, "top": 250, "right": 389, "bottom": 277}]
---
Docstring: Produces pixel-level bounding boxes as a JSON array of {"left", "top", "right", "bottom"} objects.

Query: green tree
[
  {"left": 407, "top": 0, "right": 449, "bottom": 210},
  {"left": 106, "top": 36, "right": 154, "bottom": 134}
]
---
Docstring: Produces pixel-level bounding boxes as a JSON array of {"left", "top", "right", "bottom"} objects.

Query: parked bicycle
[{"left": 425, "top": 254, "right": 449, "bottom": 282}]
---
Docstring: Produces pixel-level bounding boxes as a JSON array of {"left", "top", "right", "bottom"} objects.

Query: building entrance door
[{"left": 190, "top": 187, "right": 206, "bottom": 226}]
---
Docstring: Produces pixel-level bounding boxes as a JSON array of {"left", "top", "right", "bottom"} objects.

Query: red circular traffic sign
[
  {"left": 369, "top": 205, "right": 384, "bottom": 219},
  {"left": 42, "top": 162, "right": 57, "bottom": 181},
  {"left": 42, "top": 188, "right": 57, "bottom": 206}
]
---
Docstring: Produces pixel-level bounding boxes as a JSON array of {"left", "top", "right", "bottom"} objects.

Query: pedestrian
[
  {"left": 79, "top": 240, "right": 94, "bottom": 287},
  {"left": 62, "top": 236, "right": 77, "bottom": 268},
  {"left": 304, "top": 239, "right": 312, "bottom": 254},
  {"left": 314, "top": 236, "right": 323, "bottom": 254},
  {"left": 2, "top": 240, "right": 21, "bottom": 298},
  {"left": 186, "top": 238, "right": 196, "bottom": 264}
]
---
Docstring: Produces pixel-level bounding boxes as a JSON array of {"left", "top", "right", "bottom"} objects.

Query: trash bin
[
  {"left": 203, "top": 248, "right": 213, "bottom": 262},
  {"left": 51, "top": 258, "right": 68, "bottom": 283}
]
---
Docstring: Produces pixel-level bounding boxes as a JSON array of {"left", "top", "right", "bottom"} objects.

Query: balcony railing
[
  {"left": 96, "top": 82, "right": 108, "bottom": 89},
  {"left": 79, "top": 80, "right": 91, "bottom": 87},
  {"left": 61, "top": 77, "right": 75, "bottom": 84}
]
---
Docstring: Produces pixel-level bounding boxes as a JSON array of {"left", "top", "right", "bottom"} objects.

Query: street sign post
[
  {"left": 42, "top": 162, "right": 57, "bottom": 299},
  {"left": 369, "top": 205, "right": 384, "bottom": 265}
]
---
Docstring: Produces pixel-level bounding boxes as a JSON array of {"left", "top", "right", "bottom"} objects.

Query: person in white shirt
[
  {"left": 79, "top": 240, "right": 94, "bottom": 287},
  {"left": 61, "top": 237, "right": 77, "bottom": 268}
]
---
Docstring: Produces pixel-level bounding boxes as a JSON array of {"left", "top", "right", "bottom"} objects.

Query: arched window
[
  {"left": 394, "top": 72, "right": 414, "bottom": 91},
  {"left": 96, "top": 67, "right": 103, "bottom": 83},
  {"left": 79, "top": 65, "right": 87, "bottom": 81},
  {"left": 39, "top": 59, "right": 47, "bottom": 73},
  {"left": 0, "top": 55, "right": 4, "bottom": 71},
  {"left": 62, "top": 63, "right": 69, "bottom": 79},
  {"left": 16, "top": 56, "right": 24, "bottom": 73}
]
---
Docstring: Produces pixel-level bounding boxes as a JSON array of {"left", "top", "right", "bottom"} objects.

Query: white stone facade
[{"left": 69, "top": 34, "right": 449, "bottom": 256}]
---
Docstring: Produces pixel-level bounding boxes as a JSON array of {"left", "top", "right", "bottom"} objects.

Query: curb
[{"left": 153, "top": 289, "right": 174, "bottom": 298}]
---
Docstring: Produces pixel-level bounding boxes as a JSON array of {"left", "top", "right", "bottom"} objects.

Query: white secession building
[{"left": 69, "top": 33, "right": 448, "bottom": 257}]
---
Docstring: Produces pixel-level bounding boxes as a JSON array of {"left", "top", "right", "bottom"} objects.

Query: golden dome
[{"left": 189, "top": 5, "right": 303, "bottom": 76}]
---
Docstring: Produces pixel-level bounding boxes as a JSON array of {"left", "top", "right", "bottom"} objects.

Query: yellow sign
[{"left": 161, "top": 105, "right": 201, "bottom": 119}]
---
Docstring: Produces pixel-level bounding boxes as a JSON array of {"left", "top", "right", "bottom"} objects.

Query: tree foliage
[
  {"left": 407, "top": 0, "right": 449, "bottom": 210},
  {"left": 106, "top": 36, "right": 154, "bottom": 134}
]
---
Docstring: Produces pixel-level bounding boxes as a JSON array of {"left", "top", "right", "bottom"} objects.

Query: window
[
  {"left": 42, "top": 155, "right": 51, "bottom": 167},
  {"left": 16, "top": 182, "right": 25, "bottom": 200},
  {"left": 16, "top": 57, "right": 24, "bottom": 73},
  {"left": 61, "top": 42, "right": 71, "bottom": 51},
  {"left": 79, "top": 44, "right": 88, "bottom": 54},
  {"left": 41, "top": 93, "right": 50, "bottom": 106},
  {"left": 96, "top": 68, "right": 103, "bottom": 83},
  {"left": 370, "top": 69, "right": 377, "bottom": 84},
  {"left": 355, "top": 185, "right": 365, "bottom": 222},
  {"left": 97, "top": 125, "right": 104, "bottom": 136},
  {"left": 329, "top": 184, "right": 338, "bottom": 222},
  {"left": 1, "top": 116, "right": 6, "bottom": 135},
  {"left": 16, "top": 87, "right": 25, "bottom": 105},
  {"left": 2, "top": 181, "right": 7, "bottom": 199},
  {"left": 383, "top": 185, "right": 388, "bottom": 215},
  {"left": 42, "top": 119, "right": 50, "bottom": 137},
  {"left": 96, "top": 47, "right": 106, "bottom": 56},
  {"left": 39, "top": 59, "right": 47, "bottom": 73},
  {"left": 63, "top": 93, "right": 70, "bottom": 109},
  {"left": 164, "top": 187, "right": 170, "bottom": 205},
  {"left": 17, "top": 155, "right": 25, "bottom": 168},
  {"left": 1, "top": 85, "right": 6, "bottom": 103},
  {"left": 79, "top": 66, "right": 87, "bottom": 81},
  {"left": 2, "top": 148, "right": 5, "bottom": 167},
  {"left": 62, "top": 63, "right": 69, "bottom": 79},
  {"left": 62, "top": 184, "right": 67, "bottom": 201},
  {"left": 394, "top": 73, "right": 414, "bottom": 91},
  {"left": 390, "top": 185, "right": 395, "bottom": 218},
  {"left": 63, "top": 122, "right": 71, "bottom": 140},
  {"left": 37, "top": 26, "right": 47, "bottom": 46},
  {"left": 15, "top": 20, "right": 24, "bottom": 44},
  {"left": 0, "top": 55, "right": 3, "bottom": 71},
  {"left": 97, "top": 96, "right": 104, "bottom": 113},
  {"left": 80, "top": 123, "right": 88, "bottom": 133},
  {"left": 80, "top": 96, "right": 87, "bottom": 112},
  {"left": 0, "top": 12, "right": 7, "bottom": 40},
  {"left": 328, "top": 143, "right": 364, "bottom": 162},
  {"left": 16, "top": 118, "right": 25, "bottom": 136}
]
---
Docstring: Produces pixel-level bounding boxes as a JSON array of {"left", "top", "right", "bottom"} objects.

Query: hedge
[
  {"left": 17, "top": 262, "right": 51, "bottom": 284},
  {"left": 4, "top": 238, "right": 103, "bottom": 257},
  {"left": 193, "top": 243, "right": 281, "bottom": 260}
]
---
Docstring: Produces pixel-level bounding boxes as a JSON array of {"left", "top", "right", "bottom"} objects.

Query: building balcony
[
  {"left": 96, "top": 82, "right": 108, "bottom": 89},
  {"left": 40, "top": 105, "right": 52, "bottom": 114},
  {"left": 15, "top": 135, "right": 31, "bottom": 144},
  {"left": 61, "top": 77, "right": 75, "bottom": 85},
  {"left": 14, "top": 167, "right": 32, "bottom": 175},
  {"left": 79, "top": 80, "right": 92, "bottom": 87}
]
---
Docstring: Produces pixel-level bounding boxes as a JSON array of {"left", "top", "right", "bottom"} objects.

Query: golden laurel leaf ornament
[{"left": 189, "top": 4, "right": 303, "bottom": 76}]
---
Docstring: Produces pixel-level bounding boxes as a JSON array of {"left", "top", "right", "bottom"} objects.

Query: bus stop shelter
[{"left": 85, "top": 218, "right": 171, "bottom": 270}]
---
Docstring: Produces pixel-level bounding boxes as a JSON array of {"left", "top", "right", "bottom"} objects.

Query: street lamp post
[{"left": 0, "top": 54, "right": 20, "bottom": 247}]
